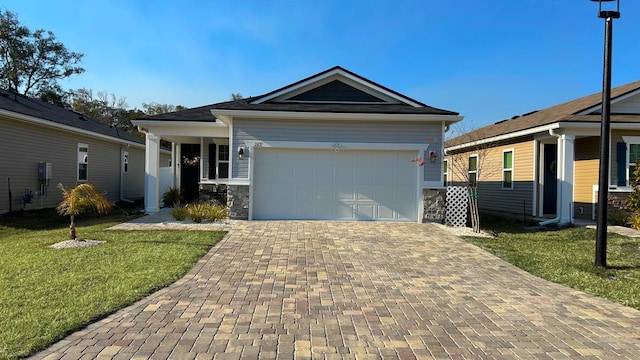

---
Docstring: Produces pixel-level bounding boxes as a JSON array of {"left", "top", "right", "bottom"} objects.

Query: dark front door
[
  {"left": 543, "top": 144, "right": 558, "bottom": 215},
  {"left": 180, "top": 144, "right": 200, "bottom": 203}
]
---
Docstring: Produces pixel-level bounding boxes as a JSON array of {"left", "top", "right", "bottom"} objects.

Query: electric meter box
[{"left": 38, "top": 162, "right": 52, "bottom": 180}]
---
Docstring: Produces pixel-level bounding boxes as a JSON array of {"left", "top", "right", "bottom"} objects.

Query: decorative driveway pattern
[{"left": 34, "top": 222, "right": 640, "bottom": 359}]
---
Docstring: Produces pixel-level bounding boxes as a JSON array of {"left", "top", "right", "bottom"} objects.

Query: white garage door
[{"left": 252, "top": 148, "right": 418, "bottom": 221}]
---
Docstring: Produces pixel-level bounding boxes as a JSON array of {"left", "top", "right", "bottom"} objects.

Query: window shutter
[
  {"left": 617, "top": 142, "right": 626, "bottom": 186},
  {"left": 208, "top": 144, "right": 217, "bottom": 179}
]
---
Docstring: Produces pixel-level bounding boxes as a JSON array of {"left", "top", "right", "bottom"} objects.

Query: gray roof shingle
[
  {"left": 140, "top": 66, "right": 459, "bottom": 121},
  {"left": 0, "top": 89, "right": 144, "bottom": 144},
  {"left": 446, "top": 80, "right": 640, "bottom": 148}
]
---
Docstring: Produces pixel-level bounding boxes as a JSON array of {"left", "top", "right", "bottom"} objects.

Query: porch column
[
  {"left": 558, "top": 134, "right": 575, "bottom": 224},
  {"left": 144, "top": 133, "right": 160, "bottom": 213}
]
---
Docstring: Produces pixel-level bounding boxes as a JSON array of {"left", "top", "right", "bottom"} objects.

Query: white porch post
[
  {"left": 558, "top": 134, "right": 575, "bottom": 224},
  {"left": 145, "top": 133, "right": 160, "bottom": 213}
]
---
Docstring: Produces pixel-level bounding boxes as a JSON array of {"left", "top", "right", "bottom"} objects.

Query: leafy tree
[
  {"left": 142, "top": 102, "right": 186, "bottom": 115},
  {"left": 0, "top": 9, "right": 84, "bottom": 96},
  {"left": 36, "top": 83, "right": 70, "bottom": 108},
  {"left": 69, "top": 88, "right": 130, "bottom": 128},
  {"left": 56, "top": 183, "right": 112, "bottom": 240}
]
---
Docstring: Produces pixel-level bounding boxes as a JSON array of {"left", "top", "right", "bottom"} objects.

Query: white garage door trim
[{"left": 249, "top": 143, "right": 425, "bottom": 222}]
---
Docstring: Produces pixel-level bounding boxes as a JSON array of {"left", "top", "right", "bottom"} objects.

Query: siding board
[
  {"left": 232, "top": 119, "right": 442, "bottom": 180},
  {"left": 0, "top": 117, "right": 147, "bottom": 213},
  {"left": 447, "top": 139, "right": 535, "bottom": 217},
  {"left": 612, "top": 93, "right": 640, "bottom": 113}
]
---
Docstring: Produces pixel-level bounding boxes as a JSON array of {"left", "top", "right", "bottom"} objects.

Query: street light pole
[{"left": 592, "top": 0, "right": 620, "bottom": 268}]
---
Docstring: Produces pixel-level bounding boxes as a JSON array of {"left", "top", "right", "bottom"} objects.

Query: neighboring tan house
[
  {"left": 0, "top": 90, "right": 170, "bottom": 214},
  {"left": 445, "top": 80, "right": 640, "bottom": 225},
  {"left": 132, "top": 66, "right": 463, "bottom": 221}
]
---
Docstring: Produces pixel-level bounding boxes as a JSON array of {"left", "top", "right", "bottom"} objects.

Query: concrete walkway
[{"left": 33, "top": 221, "right": 640, "bottom": 359}]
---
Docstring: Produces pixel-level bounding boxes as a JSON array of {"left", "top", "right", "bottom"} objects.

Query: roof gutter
[
  {"left": 210, "top": 109, "right": 463, "bottom": 123},
  {"left": 446, "top": 123, "right": 561, "bottom": 152}
]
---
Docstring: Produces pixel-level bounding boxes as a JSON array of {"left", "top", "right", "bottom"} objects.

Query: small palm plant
[{"left": 56, "top": 183, "right": 112, "bottom": 240}]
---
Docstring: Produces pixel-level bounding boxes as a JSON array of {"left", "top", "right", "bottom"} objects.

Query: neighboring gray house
[
  {"left": 0, "top": 90, "right": 170, "bottom": 214},
  {"left": 133, "top": 66, "right": 463, "bottom": 221}
]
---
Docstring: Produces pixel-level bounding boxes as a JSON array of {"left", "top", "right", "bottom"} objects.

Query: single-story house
[
  {"left": 445, "top": 80, "right": 640, "bottom": 224},
  {"left": 132, "top": 66, "right": 463, "bottom": 221},
  {"left": 0, "top": 89, "right": 170, "bottom": 214}
]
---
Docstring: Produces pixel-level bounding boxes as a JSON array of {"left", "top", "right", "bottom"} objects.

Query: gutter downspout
[{"left": 540, "top": 129, "right": 563, "bottom": 226}]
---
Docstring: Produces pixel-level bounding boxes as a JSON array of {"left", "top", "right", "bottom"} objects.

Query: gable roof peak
[{"left": 250, "top": 65, "right": 428, "bottom": 108}]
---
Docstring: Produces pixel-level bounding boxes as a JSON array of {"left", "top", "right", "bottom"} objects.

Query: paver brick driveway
[{"left": 34, "top": 222, "right": 640, "bottom": 359}]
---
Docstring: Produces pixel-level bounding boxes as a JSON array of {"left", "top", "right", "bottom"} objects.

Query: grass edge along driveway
[
  {"left": 465, "top": 226, "right": 640, "bottom": 311},
  {"left": 0, "top": 218, "right": 225, "bottom": 360}
]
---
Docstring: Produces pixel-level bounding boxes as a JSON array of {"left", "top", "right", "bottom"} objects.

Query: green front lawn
[
  {"left": 0, "top": 210, "right": 225, "bottom": 359},
  {"left": 465, "top": 216, "right": 640, "bottom": 310}
]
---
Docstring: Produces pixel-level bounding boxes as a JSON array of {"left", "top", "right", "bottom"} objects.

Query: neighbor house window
[
  {"left": 77, "top": 143, "right": 88, "bottom": 181},
  {"left": 443, "top": 160, "right": 448, "bottom": 186},
  {"left": 629, "top": 143, "right": 640, "bottom": 183},
  {"left": 502, "top": 150, "right": 513, "bottom": 189},
  {"left": 122, "top": 151, "right": 129, "bottom": 173},
  {"left": 468, "top": 155, "right": 478, "bottom": 186}
]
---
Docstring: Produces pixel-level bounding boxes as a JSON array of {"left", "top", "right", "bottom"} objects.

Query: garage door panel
[
  {"left": 253, "top": 148, "right": 418, "bottom": 221},
  {"left": 355, "top": 205, "right": 375, "bottom": 220},
  {"left": 377, "top": 206, "right": 395, "bottom": 220}
]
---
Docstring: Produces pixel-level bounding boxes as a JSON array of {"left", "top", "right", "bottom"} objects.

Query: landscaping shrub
[
  {"left": 162, "top": 187, "right": 183, "bottom": 207},
  {"left": 205, "top": 204, "right": 228, "bottom": 222},
  {"left": 187, "top": 203, "right": 207, "bottom": 223},
  {"left": 171, "top": 202, "right": 228, "bottom": 222},
  {"left": 632, "top": 212, "right": 640, "bottom": 230},
  {"left": 171, "top": 206, "right": 188, "bottom": 221},
  {"left": 608, "top": 209, "right": 630, "bottom": 226}
]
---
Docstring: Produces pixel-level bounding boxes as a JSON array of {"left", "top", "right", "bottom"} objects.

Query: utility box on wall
[{"left": 38, "top": 162, "right": 52, "bottom": 181}]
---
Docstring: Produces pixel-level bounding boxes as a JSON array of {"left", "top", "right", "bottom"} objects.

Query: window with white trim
[
  {"left": 443, "top": 159, "right": 448, "bottom": 186},
  {"left": 468, "top": 155, "right": 478, "bottom": 186},
  {"left": 123, "top": 151, "right": 129, "bottom": 173},
  {"left": 77, "top": 143, "right": 88, "bottom": 181},
  {"left": 218, "top": 144, "right": 229, "bottom": 178},
  {"left": 621, "top": 136, "right": 640, "bottom": 186},
  {"left": 629, "top": 144, "right": 640, "bottom": 184},
  {"left": 502, "top": 150, "right": 513, "bottom": 189}
]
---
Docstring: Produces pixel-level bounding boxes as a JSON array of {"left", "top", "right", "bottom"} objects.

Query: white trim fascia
[
  {"left": 132, "top": 120, "right": 225, "bottom": 127},
  {"left": 447, "top": 123, "right": 561, "bottom": 152},
  {"left": 210, "top": 109, "right": 463, "bottom": 123},
  {"left": 250, "top": 68, "right": 424, "bottom": 107},
  {"left": 2, "top": 109, "right": 145, "bottom": 149},
  {"left": 245, "top": 140, "right": 428, "bottom": 151},
  {"left": 577, "top": 88, "right": 640, "bottom": 115},
  {"left": 228, "top": 178, "right": 250, "bottom": 186},
  {"left": 248, "top": 144, "right": 255, "bottom": 221}
]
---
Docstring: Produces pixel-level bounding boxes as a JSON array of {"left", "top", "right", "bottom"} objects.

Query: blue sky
[{"left": 2, "top": 1, "right": 639, "bottom": 128}]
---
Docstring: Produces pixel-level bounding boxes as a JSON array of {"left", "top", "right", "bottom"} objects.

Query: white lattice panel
[{"left": 446, "top": 186, "right": 468, "bottom": 227}]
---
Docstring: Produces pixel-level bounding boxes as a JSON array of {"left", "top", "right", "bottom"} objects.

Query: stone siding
[
  {"left": 228, "top": 185, "right": 250, "bottom": 220},
  {"left": 422, "top": 188, "right": 446, "bottom": 223}
]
